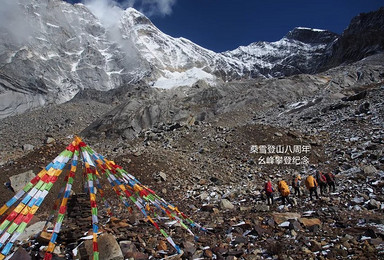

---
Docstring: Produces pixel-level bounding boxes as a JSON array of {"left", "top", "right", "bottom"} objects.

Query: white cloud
[
  {"left": 83, "top": 0, "right": 177, "bottom": 21},
  {"left": 0, "top": 0, "right": 34, "bottom": 44},
  {"left": 83, "top": 0, "right": 125, "bottom": 28}
]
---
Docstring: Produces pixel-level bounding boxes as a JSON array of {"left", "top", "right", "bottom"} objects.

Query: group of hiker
[{"left": 263, "top": 170, "right": 336, "bottom": 206}]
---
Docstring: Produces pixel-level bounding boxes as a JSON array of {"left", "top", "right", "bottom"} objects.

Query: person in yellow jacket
[
  {"left": 277, "top": 180, "right": 292, "bottom": 205},
  {"left": 305, "top": 175, "right": 319, "bottom": 200}
]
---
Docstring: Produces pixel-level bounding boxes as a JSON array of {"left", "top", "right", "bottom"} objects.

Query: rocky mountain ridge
[
  {"left": 325, "top": 7, "right": 384, "bottom": 69},
  {"left": 80, "top": 53, "right": 384, "bottom": 141},
  {"left": 3, "top": 1, "right": 382, "bottom": 119}
]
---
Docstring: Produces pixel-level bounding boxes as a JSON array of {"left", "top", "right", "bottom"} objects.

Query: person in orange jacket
[
  {"left": 277, "top": 180, "right": 291, "bottom": 205},
  {"left": 305, "top": 175, "right": 319, "bottom": 200}
]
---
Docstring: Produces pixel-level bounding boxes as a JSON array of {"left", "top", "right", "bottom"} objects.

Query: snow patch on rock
[{"left": 153, "top": 68, "right": 217, "bottom": 89}]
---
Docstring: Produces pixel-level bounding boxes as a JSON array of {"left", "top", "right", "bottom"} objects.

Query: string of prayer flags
[{"left": 0, "top": 136, "right": 204, "bottom": 259}]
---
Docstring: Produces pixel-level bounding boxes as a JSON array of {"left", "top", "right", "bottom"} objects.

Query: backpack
[
  {"left": 292, "top": 176, "right": 301, "bottom": 188},
  {"left": 305, "top": 175, "right": 317, "bottom": 189},
  {"left": 319, "top": 172, "right": 327, "bottom": 184},
  {"left": 326, "top": 172, "right": 335, "bottom": 182},
  {"left": 278, "top": 181, "right": 290, "bottom": 196},
  {"left": 265, "top": 181, "right": 273, "bottom": 193}
]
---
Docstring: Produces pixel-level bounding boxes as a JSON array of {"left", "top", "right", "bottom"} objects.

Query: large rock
[
  {"left": 351, "top": 197, "right": 365, "bottom": 205},
  {"left": 299, "top": 218, "right": 322, "bottom": 228},
  {"left": 367, "top": 199, "right": 381, "bottom": 210},
  {"left": 326, "top": 7, "right": 384, "bottom": 68},
  {"left": 341, "top": 91, "right": 367, "bottom": 101},
  {"left": 309, "top": 240, "right": 322, "bottom": 252},
  {"left": 46, "top": 137, "right": 55, "bottom": 145},
  {"left": 17, "top": 221, "right": 45, "bottom": 242},
  {"left": 182, "top": 241, "right": 197, "bottom": 255},
  {"left": 84, "top": 233, "right": 123, "bottom": 260},
  {"left": 9, "top": 170, "right": 36, "bottom": 193},
  {"left": 272, "top": 212, "right": 301, "bottom": 225},
  {"left": 220, "top": 199, "right": 235, "bottom": 210},
  {"left": 363, "top": 165, "right": 377, "bottom": 175},
  {"left": 9, "top": 247, "right": 32, "bottom": 260},
  {"left": 158, "top": 171, "right": 167, "bottom": 182},
  {"left": 289, "top": 220, "right": 302, "bottom": 231},
  {"left": 254, "top": 204, "right": 270, "bottom": 212},
  {"left": 119, "top": 240, "right": 138, "bottom": 258},
  {"left": 22, "top": 144, "right": 34, "bottom": 152}
]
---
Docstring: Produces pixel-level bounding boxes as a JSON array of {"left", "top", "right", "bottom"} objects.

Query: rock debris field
[{"left": 0, "top": 58, "right": 383, "bottom": 259}]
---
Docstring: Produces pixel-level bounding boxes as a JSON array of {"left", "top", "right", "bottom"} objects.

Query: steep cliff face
[
  {"left": 0, "top": 0, "right": 147, "bottom": 118},
  {"left": 325, "top": 7, "right": 384, "bottom": 69}
]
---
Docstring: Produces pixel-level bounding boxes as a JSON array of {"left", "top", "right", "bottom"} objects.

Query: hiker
[
  {"left": 264, "top": 179, "right": 274, "bottom": 205},
  {"left": 305, "top": 175, "right": 319, "bottom": 200},
  {"left": 277, "top": 180, "right": 291, "bottom": 205},
  {"left": 325, "top": 171, "right": 336, "bottom": 193},
  {"left": 316, "top": 171, "right": 327, "bottom": 195},
  {"left": 291, "top": 174, "right": 302, "bottom": 196}
]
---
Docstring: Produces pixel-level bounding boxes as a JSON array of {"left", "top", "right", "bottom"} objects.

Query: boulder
[
  {"left": 204, "top": 249, "right": 213, "bottom": 258},
  {"left": 363, "top": 165, "right": 377, "bottom": 175},
  {"left": 22, "top": 144, "right": 34, "bottom": 151},
  {"left": 367, "top": 199, "right": 380, "bottom": 210},
  {"left": 17, "top": 221, "right": 46, "bottom": 242},
  {"left": 46, "top": 137, "right": 55, "bottom": 144},
  {"left": 159, "top": 171, "right": 167, "bottom": 181},
  {"left": 192, "top": 250, "right": 204, "bottom": 259},
  {"left": 299, "top": 218, "right": 322, "bottom": 231},
  {"left": 220, "top": 199, "right": 235, "bottom": 210},
  {"left": 182, "top": 241, "right": 196, "bottom": 255},
  {"left": 232, "top": 236, "right": 248, "bottom": 245},
  {"left": 240, "top": 206, "right": 253, "bottom": 211},
  {"left": 200, "top": 204, "right": 215, "bottom": 212},
  {"left": 254, "top": 204, "right": 270, "bottom": 212},
  {"left": 119, "top": 240, "right": 138, "bottom": 258},
  {"left": 130, "top": 252, "right": 149, "bottom": 260},
  {"left": 9, "top": 247, "right": 32, "bottom": 260},
  {"left": 351, "top": 197, "right": 365, "bottom": 205},
  {"left": 278, "top": 221, "right": 291, "bottom": 228},
  {"left": 341, "top": 91, "right": 367, "bottom": 101},
  {"left": 309, "top": 240, "right": 322, "bottom": 252},
  {"left": 301, "top": 246, "right": 313, "bottom": 255},
  {"left": 157, "top": 240, "right": 168, "bottom": 251},
  {"left": 199, "top": 191, "right": 209, "bottom": 200},
  {"left": 9, "top": 170, "right": 36, "bottom": 193},
  {"left": 272, "top": 212, "right": 301, "bottom": 225},
  {"left": 84, "top": 233, "right": 123, "bottom": 260},
  {"left": 363, "top": 228, "right": 378, "bottom": 239},
  {"left": 289, "top": 220, "right": 302, "bottom": 231},
  {"left": 274, "top": 132, "right": 283, "bottom": 137},
  {"left": 357, "top": 102, "right": 370, "bottom": 114}
]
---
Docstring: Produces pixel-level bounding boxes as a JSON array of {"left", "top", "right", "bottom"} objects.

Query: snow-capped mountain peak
[
  {"left": 285, "top": 27, "right": 339, "bottom": 44},
  {"left": 123, "top": 7, "right": 154, "bottom": 27},
  {"left": 0, "top": 1, "right": 341, "bottom": 119}
]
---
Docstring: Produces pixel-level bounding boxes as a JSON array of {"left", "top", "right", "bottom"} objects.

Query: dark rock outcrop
[{"left": 325, "top": 7, "right": 384, "bottom": 68}]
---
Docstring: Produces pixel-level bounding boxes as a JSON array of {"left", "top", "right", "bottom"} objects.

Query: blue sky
[{"left": 65, "top": 0, "right": 383, "bottom": 52}]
